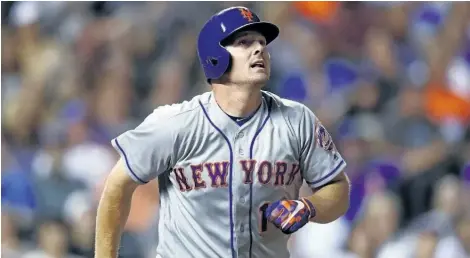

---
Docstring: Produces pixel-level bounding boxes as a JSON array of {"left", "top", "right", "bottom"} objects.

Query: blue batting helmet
[{"left": 197, "top": 6, "right": 280, "bottom": 81}]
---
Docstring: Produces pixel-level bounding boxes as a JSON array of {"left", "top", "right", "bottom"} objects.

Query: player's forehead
[{"left": 222, "top": 30, "right": 266, "bottom": 46}]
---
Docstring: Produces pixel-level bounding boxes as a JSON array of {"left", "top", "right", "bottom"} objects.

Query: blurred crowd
[{"left": 1, "top": 2, "right": 470, "bottom": 258}]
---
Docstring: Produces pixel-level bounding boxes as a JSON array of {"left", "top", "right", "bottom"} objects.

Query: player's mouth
[{"left": 250, "top": 60, "right": 265, "bottom": 70}]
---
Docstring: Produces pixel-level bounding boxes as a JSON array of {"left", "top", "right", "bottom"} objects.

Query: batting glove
[{"left": 265, "top": 198, "right": 316, "bottom": 234}]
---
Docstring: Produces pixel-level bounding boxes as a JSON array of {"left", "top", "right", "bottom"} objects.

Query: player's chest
[{"left": 170, "top": 122, "right": 302, "bottom": 194}]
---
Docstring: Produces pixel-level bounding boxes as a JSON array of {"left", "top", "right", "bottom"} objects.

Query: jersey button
[
  {"left": 237, "top": 132, "right": 244, "bottom": 138},
  {"left": 240, "top": 197, "right": 245, "bottom": 203},
  {"left": 239, "top": 149, "right": 244, "bottom": 156},
  {"left": 240, "top": 224, "right": 245, "bottom": 232}
]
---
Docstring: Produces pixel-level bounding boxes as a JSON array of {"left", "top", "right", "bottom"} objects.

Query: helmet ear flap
[
  {"left": 208, "top": 57, "right": 218, "bottom": 66},
  {"left": 207, "top": 54, "right": 232, "bottom": 85}
]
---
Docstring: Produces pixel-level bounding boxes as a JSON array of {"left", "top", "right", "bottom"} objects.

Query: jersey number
[{"left": 258, "top": 202, "right": 270, "bottom": 233}]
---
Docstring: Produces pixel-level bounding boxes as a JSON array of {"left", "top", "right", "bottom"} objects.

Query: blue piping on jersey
[
  {"left": 114, "top": 138, "right": 148, "bottom": 184},
  {"left": 248, "top": 97, "right": 273, "bottom": 258},
  {"left": 199, "top": 100, "right": 236, "bottom": 258},
  {"left": 305, "top": 159, "right": 345, "bottom": 185}
]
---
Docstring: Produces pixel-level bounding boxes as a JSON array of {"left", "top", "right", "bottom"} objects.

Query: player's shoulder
[
  {"left": 140, "top": 92, "right": 210, "bottom": 133},
  {"left": 262, "top": 91, "right": 315, "bottom": 121},
  {"left": 148, "top": 92, "right": 210, "bottom": 121}
]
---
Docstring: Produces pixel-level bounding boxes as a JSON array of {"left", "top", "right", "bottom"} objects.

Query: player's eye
[{"left": 238, "top": 39, "right": 249, "bottom": 45}]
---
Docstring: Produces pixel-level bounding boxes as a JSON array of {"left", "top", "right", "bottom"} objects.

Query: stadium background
[{"left": 1, "top": 1, "right": 470, "bottom": 258}]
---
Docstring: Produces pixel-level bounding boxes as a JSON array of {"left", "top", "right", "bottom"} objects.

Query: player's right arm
[
  {"left": 94, "top": 107, "right": 178, "bottom": 258},
  {"left": 95, "top": 158, "right": 139, "bottom": 258}
]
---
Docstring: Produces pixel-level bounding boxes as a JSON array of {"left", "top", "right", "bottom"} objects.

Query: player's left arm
[
  {"left": 296, "top": 106, "right": 350, "bottom": 224},
  {"left": 301, "top": 170, "right": 350, "bottom": 224},
  {"left": 265, "top": 106, "right": 350, "bottom": 234}
]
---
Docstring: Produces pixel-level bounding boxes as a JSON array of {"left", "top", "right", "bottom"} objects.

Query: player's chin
[{"left": 249, "top": 73, "right": 270, "bottom": 85}]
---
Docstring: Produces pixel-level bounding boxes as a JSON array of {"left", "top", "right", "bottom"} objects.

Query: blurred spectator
[
  {"left": 2, "top": 212, "right": 32, "bottom": 258},
  {"left": 348, "top": 223, "right": 372, "bottom": 258},
  {"left": 414, "top": 231, "right": 439, "bottom": 258},
  {"left": 64, "top": 194, "right": 95, "bottom": 257},
  {"left": 435, "top": 213, "right": 470, "bottom": 258},
  {"left": 406, "top": 175, "right": 464, "bottom": 237},
  {"left": 385, "top": 85, "right": 449, "bottom": 219},
  {"left": 357, "top": 191, "right": 404, "bottom": 258},
  {"left": 2, "top": 143, "right": 36, "bottom": 229},
  {"left": 23, "top": 219, "right": 83, "bottom": 258}
]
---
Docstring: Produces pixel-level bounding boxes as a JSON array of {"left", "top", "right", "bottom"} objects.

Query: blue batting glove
[{"left": 264, "top": 198, "right": 316, "bottom": 234}]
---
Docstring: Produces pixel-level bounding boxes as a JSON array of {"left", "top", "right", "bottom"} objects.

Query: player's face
[{"left": 224, "top": 30, "right": 271, "bottom": 86}]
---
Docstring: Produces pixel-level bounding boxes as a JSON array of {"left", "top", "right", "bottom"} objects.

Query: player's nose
[{"left": 253, "top": 42, "right": 266, "bottom": 56}]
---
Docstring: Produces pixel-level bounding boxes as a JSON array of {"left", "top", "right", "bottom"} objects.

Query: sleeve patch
[{"left": 315, "top": 120, "right": 337, "bottom": 154}]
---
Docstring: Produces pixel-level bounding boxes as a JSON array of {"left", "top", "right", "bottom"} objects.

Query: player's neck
[{"left": 212, "top": 84, "right": 262, "bottom": 118}]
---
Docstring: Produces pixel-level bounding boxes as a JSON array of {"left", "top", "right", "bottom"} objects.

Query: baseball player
[{"left": 95, "top": 6, "right": 350, "bottom": 258}]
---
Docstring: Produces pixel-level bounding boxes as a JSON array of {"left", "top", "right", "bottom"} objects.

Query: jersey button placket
[
  {"left": 234, "top": 130, "right": 249, "bottom": 251},
  {"left": 233, "top": 131, "right": 246, "bottom": 253},
  {"left": 236, "top": 131, "right": 245, "bottom": 157}
]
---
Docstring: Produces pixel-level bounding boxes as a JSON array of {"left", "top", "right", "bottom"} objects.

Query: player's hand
[{"left": 264, "top": 198, "right": 316, "bottom": 234}]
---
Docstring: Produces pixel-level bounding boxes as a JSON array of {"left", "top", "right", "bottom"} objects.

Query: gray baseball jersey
[{"left": 111, "top": 91, "right": 346, "bottom": 258}]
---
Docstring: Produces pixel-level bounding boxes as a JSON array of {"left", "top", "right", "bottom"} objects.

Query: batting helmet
[{"left": 197, "top": 6, "right": 280, "bottom": 81}]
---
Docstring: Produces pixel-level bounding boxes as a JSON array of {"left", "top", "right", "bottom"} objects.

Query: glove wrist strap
[{"left": 300, "top": 198, "right": 316, "bottom": 219}]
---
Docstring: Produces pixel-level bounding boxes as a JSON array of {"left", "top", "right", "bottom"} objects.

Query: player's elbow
[
  {"left": 339, "top": 174, "right": 351, "bottom": 213},
  {"left": 315, "top": 194, "right": 350, "bottom": 224},
  {"left": 318, "top": 197, "right": 350, "bottom": 224},
  {"left": 337, "top": 190, "right": 350, "bottom": 219},
  {"left": 317, "top": 173, "right": 351, "bottom": 224},
  {"left": 334, "top": 173, "right": 351, "bottom": 219}
]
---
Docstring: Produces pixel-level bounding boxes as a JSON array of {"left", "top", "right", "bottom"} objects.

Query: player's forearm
[
  {"left": 95, "top": 183, "right": 134, "bottom": 258},
  {"left": 304, "top": 172, "right": 350, "bottom": 224}
]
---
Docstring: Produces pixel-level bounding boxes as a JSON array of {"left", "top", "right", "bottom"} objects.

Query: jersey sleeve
[
  {"left": 111, "top": 109, "right": 176, "bottom": 184},
  {"left": 298, "top": 107, "right": 347, "bottom": 189}
]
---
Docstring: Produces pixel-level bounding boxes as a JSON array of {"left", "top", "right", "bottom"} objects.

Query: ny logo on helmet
[{"left": 239, "top": 8, "right": 253, "bottom": 22}]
